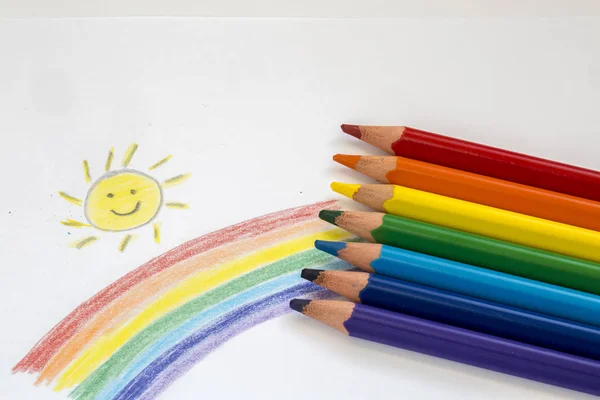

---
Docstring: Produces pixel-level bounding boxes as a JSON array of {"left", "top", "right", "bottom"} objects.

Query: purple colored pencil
[{"left": 290, "top": 299, "right": 600, "bottom": 396}]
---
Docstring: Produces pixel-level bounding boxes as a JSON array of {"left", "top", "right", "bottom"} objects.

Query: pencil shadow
[
  {"left": 325, "top": 165, "right": 378, "bottom": 186},
  {"left": 329, "top": 135, "right": 389, "bottom": 157}
]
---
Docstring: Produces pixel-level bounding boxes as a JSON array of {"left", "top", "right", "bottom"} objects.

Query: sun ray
[
  {"left": 82, "top": 161, "right": 91, "bottom": 183},
  {"left": 165, "top": 202, "right": 189, "bottom": 209},
  {"left": 119, "top": 234, "right": 133, "bottom": 252},
  {"left": 149, "top": 155, "right": 172, "bottom": 171},
  {"left": 105, "top": 147, "right": 114, "bottom": 172},
  {"left": 60, "top": 219, "right": 92, "bottom": 228},
  {"left": 162, "top": 173, "right": 191, "bottom": 188},
  {"left": 58, "top": 192, "right": 83, "bottom": 206},
  {"left": 121, "top": 143, "right": 138, "bottom": 168},
  {"left": 70, "top": 236, "right": 98, "bottom": 249},
  {"left": 153, "top": 222, "right": 161, "bottom": 244}
]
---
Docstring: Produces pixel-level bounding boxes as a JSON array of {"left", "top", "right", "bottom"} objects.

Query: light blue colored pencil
[{"left": 315, "top": 240, "right": 600, "bottom": 328}]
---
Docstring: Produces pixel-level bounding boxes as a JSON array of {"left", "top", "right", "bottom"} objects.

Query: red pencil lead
[{"left": 340, "top": 124, "right": 362, "bottom": 139}]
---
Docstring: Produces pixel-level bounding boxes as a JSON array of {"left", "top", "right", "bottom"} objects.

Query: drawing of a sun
[{"left": 58, "top": 144, "right": 190, "bottom": 252}]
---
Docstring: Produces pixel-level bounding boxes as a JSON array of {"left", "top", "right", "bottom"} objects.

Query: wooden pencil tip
[
  {"left": 341, "top": 124, "right": 362, "bottom": 139},
  {"left": 290, "top": 299, "right": 310, "bottom": 313},
  {"left": 333, "top": 154, "right": 361, "bottom": 169},
  {"left": 301, "top": 268, "right": 323, "bottom": 282},
  {"left": 331, "top": 182, "right": 361, "bottom": 199}
]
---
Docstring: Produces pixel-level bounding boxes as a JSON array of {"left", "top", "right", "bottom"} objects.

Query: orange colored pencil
[{"left": 334, "top": 154, "right": 600, "bottom": 232}]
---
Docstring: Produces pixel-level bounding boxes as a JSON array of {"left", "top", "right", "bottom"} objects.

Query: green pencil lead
[{"left": 319, "top": 210, "right": 342, "bottom": 225}]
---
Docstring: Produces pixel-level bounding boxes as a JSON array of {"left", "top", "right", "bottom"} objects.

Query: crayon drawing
[
  {"left": 13, "top": 201, "right": 353, "bottom": 400},
  {"left": 58, "top": 144, "right": 191, "bottom": 251}
]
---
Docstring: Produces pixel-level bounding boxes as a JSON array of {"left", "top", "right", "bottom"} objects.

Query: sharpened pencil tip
[
  {"left": 333, "top": 154, "right": 361, "bottom": 169},
  {"left": 318, "top": 210, "right": 342, "bottom": 225},
  {"left": 331, "top": 182, "right": 361, "bottom": 199},
  {"left": 290, "top": 299, "right": 310, "bottom": 313},
  {"left": 315, "top": 240, "right": 347, "bottom": 256},
  {"left": 341, "top": 124, "right": 362, "bottom": 139},
  {"left": 301, "top": 268, "right": 323, "bottom": 282}
]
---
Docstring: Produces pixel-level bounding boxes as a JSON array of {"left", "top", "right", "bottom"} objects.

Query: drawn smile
[{"left": 110, "top": 201, "right": 141, "bottom": 216}]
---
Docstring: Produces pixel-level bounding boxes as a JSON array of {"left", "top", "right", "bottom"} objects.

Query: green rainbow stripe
[{"left": 74, "top": 248, "right": 344, "bottom": 399}]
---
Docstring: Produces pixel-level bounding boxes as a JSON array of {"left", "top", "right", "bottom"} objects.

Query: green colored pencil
[{"left": 318, "top": 210, "right": 600, "bottom": 296}]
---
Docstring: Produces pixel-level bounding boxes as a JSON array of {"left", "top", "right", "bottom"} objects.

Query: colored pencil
[
  {"left": 301, "top": 269, "right": 600, "bottom": 361},
  {"left": 331, "top": 182, "right": 600, "bottom": 263},
  {"left": 341, "top": 124, "right": 600, "bottom": 202},
  {"left": 290, "top": 299, "right": 600, "bottom": 396},
  {"left": 333, "top": 154, "right": 600, "bottom": 232},
  {"left": 317, "top": 210, "right": 600, "bottom": 295},
  {"left": 314, "top": 240, "right": 600, "bottom": 328}
]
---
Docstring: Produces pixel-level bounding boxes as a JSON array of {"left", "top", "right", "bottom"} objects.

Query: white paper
[{"left": 1, "top": 17, "right": 599, "bottom": 399}]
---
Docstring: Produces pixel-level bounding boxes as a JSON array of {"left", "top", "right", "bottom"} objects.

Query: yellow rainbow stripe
[{"left": 55, "top": 227, "right": 350, "bottom": 389}]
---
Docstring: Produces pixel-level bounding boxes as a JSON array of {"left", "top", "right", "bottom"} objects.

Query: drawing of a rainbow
[{"left": 14, "top": 201, "right": 352, "bottom": 400}]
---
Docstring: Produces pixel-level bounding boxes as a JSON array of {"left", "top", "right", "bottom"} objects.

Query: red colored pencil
[{"left": 341, "top": 124, "right": 600, "bottom": 202}]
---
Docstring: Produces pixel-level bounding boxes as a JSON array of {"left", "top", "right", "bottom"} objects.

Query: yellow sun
[
  {"left": 85, "top": 171, "right": 162, "bottom": 231},
  {"left": 58, "top": 144, "right": 190, "bottom": 252}
]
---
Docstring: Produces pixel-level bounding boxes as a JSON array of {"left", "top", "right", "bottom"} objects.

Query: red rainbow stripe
[{"left": 14, "top": 201, "right": 335, "bottom": 373}]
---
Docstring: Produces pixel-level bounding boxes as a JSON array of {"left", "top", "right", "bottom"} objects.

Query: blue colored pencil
[
  {"left": 301, "top": 268, "right": 600, "bottom": 361},
  {"left": 315, "top": 240, "right": 600, "bottom": 328}
]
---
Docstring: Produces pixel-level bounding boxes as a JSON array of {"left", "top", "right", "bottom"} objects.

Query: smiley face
[{"left": 84, "top": 170, "right": 162, "bottom": 231}]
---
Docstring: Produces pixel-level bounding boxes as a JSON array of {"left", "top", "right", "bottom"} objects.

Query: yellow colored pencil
[{"left": 331, "top": 182, "right": 600, "bottom": 264}]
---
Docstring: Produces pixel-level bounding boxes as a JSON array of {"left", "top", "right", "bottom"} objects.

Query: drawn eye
[
  {"left": 107, "top": 193, "right": 114, "bottom": 198},
  {"left": 130, "top": 189, "right": 137, "bottom": 195}
]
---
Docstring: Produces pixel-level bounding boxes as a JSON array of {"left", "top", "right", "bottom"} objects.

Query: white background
[
  {"left": 1, "top": 17, "right": 599, "bottom": 399},
  {"left": 2, "top": 0, "right": 600, "bottom": 17}
]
